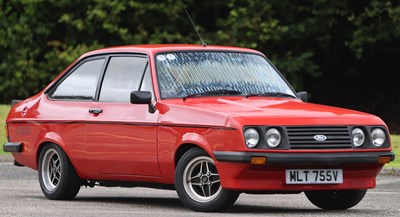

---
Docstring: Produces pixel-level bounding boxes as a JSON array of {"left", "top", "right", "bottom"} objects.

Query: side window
[
  {"left": 140, "top": 66, "right": 154, "bottom": 100},
  {"left": 49, "top": 58, "right": 105, "bottom": 100},
  {"left": 99, "top": 56, "right": 147, "bottom": 102}
]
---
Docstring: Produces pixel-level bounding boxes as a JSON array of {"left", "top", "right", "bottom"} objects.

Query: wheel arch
[
  {"left": 36, "top": 141, "right": 65, "bottom": 168},
  {"left": 175, "top": 144, "right": 199, "bottom": 167},
  {"left": 35, "top": 132, "right": 68, "bottom": 169},
  {"left": 174, "top": 132, "right": 218, "bottom": 168}
]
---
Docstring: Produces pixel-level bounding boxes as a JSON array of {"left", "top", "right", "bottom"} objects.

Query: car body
[{"left": 3, "top": 44, "right": 395, "bottom": 212}]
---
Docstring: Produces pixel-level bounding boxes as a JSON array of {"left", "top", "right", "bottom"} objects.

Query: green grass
[
  {"left": 386, "top": 134, "right": 400, "bottom": 168},
  {"left": 0, "top": 104, "right": 399, "bottom": 168},
  {"left": 0, "top": 104, "right": 11, "bottom": 154}
]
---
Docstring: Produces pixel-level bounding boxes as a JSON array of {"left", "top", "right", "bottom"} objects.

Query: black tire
[
  {"left": 305, "top": 189, "right": 367, "bottom": 210},
  {"left": 38, "top": 143, "right": 81, "bottom": 200},
  {"left": 175, "top": 148, "right": 239, "bottom": 212}
]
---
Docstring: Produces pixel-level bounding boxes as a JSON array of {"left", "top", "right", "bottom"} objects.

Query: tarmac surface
[
  {"left": 1, "top": 154, "right": 399, "bottom": 175},
  {"left": 0, "top": 154, "right": 399, "bottom": 217}
]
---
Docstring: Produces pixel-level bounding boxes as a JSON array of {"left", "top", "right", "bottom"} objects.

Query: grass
[
  {"left": 386, "top": 134, "right": 400, "bottom": 168},
  {"left": 0, "top": 104, "right": 399, "bottom": 168},
  {"left": 0, "top": 104, "right": 10, "bottom": 154}
]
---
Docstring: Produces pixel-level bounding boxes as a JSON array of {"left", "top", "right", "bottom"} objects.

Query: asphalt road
[{"left": 1, "top": 162, "right": 399, "bottom": 217}]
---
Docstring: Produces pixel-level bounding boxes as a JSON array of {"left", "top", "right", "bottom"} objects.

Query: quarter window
[
  {"left": 49, "top": 58, "right": 105, "bottom": 100},
  {"left": 99, "top": 56, "right": 147, "bottom": 103}
]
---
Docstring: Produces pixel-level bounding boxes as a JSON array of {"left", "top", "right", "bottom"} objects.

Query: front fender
[
  {"left": 175, "top": 132, "right": 214, "bottom": 159},
  {"left": 158, "top": 126, "right": 227, "bottom": 183}
]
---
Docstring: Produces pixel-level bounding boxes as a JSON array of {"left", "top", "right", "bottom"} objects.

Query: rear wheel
[
  {"left": 305, "top": 189, "right": 367, "bottom": 210},
  {"left": 175, "top": 148, "right": 239, "bottom": 212},
  {"left": 38, "top": 143, "right": 81, "bottom": 200}
]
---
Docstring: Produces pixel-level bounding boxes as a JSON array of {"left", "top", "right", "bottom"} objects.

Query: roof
[{"left": 79, "top": 44, "right": 265, "bottom": 59}]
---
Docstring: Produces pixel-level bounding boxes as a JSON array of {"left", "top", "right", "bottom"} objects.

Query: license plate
[{"left": 285, "top": 169, "right": 343, "bottom": 184}]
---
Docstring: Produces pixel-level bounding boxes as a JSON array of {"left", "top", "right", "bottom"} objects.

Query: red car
[{"left": 3, "top": 44, "right": 395, "bottom": 212}]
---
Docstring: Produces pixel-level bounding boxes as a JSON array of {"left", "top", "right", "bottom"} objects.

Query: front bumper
[
  {"left": 214, "top": 151, "right": 395, "bottom": 164},
  {"left": 213, "top": 151, "right": 395, "bottom": 191}
]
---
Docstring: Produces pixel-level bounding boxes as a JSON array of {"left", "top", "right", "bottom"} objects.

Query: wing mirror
[
  {"left": 130, "top": 91, "right": 156, "bottom": 113},
  {"left": 297, "top": 91, "right": 308, "bottom": 102}
]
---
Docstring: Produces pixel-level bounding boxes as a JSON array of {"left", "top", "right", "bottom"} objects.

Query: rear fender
[{"left": 35, "top": 132, "right": 67, "bottom": 168}]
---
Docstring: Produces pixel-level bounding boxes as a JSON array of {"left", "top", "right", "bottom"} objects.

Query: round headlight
[
  {"left": 244, "top": 128, "right": 259, "bottom": 148},
  {"left": 371, "top": 128, "right": 386, "bottom": 147},
  {"left": 352, "top": 128, "right": 365, "bottom": 147},
  {"left": 266, "top": 128, "right": 281, "bottom": 148}
]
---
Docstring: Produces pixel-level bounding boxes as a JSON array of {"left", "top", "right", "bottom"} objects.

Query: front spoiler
[{"left": 214, "top": 151, "right": 395, "bottom": 164}]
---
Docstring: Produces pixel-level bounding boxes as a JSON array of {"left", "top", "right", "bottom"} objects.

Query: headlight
[
  {"left": 352, "top": 128, "right": 365, "bottom": 147},
  {"left": 266, "top": 128, "right": 281, "bottom": 148},
  {"left": 371, "top": 128, "right": 386, "bottom": 147},
  {"left": 244, "top": 128, "right": 259, "bottom": 148}
]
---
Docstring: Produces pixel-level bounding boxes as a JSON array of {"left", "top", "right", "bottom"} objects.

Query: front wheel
[
  {"left": 175, "top": 148, "right": 239, "bottom": 212},
  {"left": 305, "top": 189, "right": 367, "bottom": 210},
  {"left": 38, "top": 143, "right": 81, "bottom": 200}
]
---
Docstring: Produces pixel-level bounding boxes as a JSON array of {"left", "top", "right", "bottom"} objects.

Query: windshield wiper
[
  {"left": 245, "top": 92, "right": 296, "bottom": 99},
  {"left": 183, "top": 89, "right": 242, "bottom": 100}
]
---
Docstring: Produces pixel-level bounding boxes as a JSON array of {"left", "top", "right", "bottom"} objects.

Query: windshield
[{"left": 156, "top": 52, "right": 296, "bottom": 99}]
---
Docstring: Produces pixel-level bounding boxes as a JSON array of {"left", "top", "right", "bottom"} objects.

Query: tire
[
  {"left": 38, "top": 143, "right": 81, "bottom": 200},
  {"left": 305, "top": 189, "right": 367, "bottom": 210},
  {"left": 175, "top": 147, "right": 239, "bottom": 212}
]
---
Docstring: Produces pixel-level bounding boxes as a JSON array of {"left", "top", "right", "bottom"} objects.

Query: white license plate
[{"left": 285, "top": 169, "right": 343, "bottom": 184}]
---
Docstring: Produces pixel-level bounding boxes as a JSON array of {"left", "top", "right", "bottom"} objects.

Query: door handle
[{"left": 89, "top": 108, "right": 103, "bottom": 114}]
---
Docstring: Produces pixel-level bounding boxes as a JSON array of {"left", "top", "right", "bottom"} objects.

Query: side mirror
[
  {"left": 297, "top": 91, "right": 308, "bottom": 102},
  {"left": 11, "top": 99, "right": 23, "bottom": 106},
  {"left": 130, "top": 91, "right": 156, "bottom": 113}
]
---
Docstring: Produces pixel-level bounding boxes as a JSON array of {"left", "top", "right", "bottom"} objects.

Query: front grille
[{"left": 286, "top": 126, "right": 352, "bottom": 149}]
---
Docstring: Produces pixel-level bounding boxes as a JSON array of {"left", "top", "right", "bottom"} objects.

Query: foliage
[{"left": 1, "top": 0, "right": 400, "bottom": 131}]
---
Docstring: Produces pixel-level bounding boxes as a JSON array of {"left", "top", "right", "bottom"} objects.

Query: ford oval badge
[{"left": 314, "top": 135, "right": 327, "bottom": 141}]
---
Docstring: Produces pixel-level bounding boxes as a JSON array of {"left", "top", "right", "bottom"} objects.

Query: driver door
[{"left": 85, "top": 55, "right": 160, "bottom": 177}]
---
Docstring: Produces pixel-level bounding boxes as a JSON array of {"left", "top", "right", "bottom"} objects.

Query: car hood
[{"left": 158, "top": 97, "right": 385, "bottom": 128}]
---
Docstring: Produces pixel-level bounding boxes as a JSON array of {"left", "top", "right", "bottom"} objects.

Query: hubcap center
[{"left": 201, "top": 176, "right": 209, "bottom": 183}]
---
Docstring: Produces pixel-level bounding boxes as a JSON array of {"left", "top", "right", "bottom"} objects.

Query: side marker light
[
  {"left": 251, "top": 157, "right": 267, "bottom": 165},
  {"left": 378, "top": 156, "right": 391, "bottom": 164}
]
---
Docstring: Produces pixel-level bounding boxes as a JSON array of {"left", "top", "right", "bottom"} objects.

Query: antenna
[{"left": 185, "top": 9, "right": 207, "bottom": 47}]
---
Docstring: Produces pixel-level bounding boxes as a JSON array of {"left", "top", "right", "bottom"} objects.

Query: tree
[{"left": 1, "top": 0, "right": 399, "bottom": 132}]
